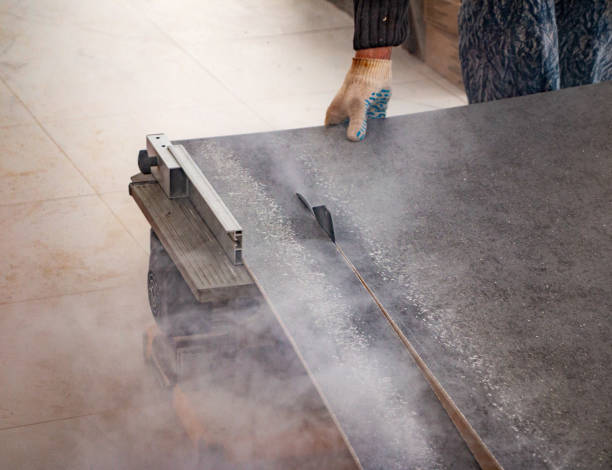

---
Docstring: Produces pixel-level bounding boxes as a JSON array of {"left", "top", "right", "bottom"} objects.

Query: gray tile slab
[
  {"left": 177, "top": 142, "right": 479, "bottom": 468},
  {"left": 178, "top": 82, "right": 612, "bottom": 469}
]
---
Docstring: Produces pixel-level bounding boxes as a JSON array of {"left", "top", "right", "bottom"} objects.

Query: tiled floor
[{"left": 0, "top": 0, "right": 466, "bottom": 467}]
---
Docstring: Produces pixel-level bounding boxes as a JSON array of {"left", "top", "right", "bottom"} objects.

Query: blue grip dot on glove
[{"left": 356, "top": 88, "right": 391, "bottom": 141}]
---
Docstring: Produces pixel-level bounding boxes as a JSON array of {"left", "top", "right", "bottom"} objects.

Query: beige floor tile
[
  {"left": 252, "top": 89, "right": 441, "bottom": 132},
  {"left": 130, "top": 0, "right": 352, "bottom": 40},
  {"left": 387, "top": 99, "right": 438, "bottom": 116},
  {"left": 0, "top": 406, "right": 194, "bottom": 470},
  {"left": 100, "top": 191, "right": 151, "bottom": 254},
  {"left": 392, "top": 80, "right": 467, "bottom": 109},
  {"left": 0, "top": 80, "right": 33, "bottom": 126},
  {"left": 177, "top": 28, "right": 350, "bottom": 101},
  {"left": 94, "top": 403, "right": 197, "bottom": 469},
  {"left": 392, "top": 50, "right": 437, "bottom": 85},
  {"left": 0, "top": 284, "right": 163, "bottom": 428},
  {"left": 0, "top": 124, "right": 93, "bottom": 205},
  {"left": 0, "top": 0, "right": 152, "bottom": 38},
  {"left": 420, "top": 66, "right": 469, "bottom": 102},
  {"left": 0, "top": 415, "right": 118, "bottom": 470},
  {"left": 178, "top": 27, "right": 428, "bottom": 107},
  {"left": 0, "top": 14, "right": 241, "bottom": 122},
  {"left": 252, "top": 84, "right": 440, "bottom": 132},
  {"left": 129, "top": 103, "right": 272, "bottom": 141},
  {"left": 252, "top": 91, "right": 332, "bottom": 130},
  {"left": 239, "top": 45, "right": 453, "bottom": 131},
  {"left": 42, "top": 115, "right": 146, "bottom": 194},
  {"left": 0, "top": 195, "right": 148, "bottom": 303},
  {"left": 43, "top": 103, "right": 270, "bottom": 194}
]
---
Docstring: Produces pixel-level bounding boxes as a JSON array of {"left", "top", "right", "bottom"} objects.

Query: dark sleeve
[{"left": 353, "top": 0, "right": 410, "bottom": 50}]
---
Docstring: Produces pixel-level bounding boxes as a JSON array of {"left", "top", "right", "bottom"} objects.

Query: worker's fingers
[
  {"left": 325, "top": 93, "right": 348, "bottom": 126},
  {"left": 324, "top": 58, "right": 391, "bottom": 140},
  {"left": 346, "top": 98, "right": 368, "bottom": 142}
]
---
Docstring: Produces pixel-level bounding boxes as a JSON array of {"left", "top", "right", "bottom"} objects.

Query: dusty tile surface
[
  {"left": 93, "top": 403, "right": 197, "bottom": 469},
  {"left": 0, "top": 284, "right": 161, "bottom": 428},
  {"left": 0, "top": 415, "right": 116, "bottom": 470},
  {"left": 0, "top": 404, "right": 193, "bottom": 470}
]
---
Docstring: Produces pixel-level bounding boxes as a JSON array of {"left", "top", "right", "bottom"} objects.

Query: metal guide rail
[
  {"left": 140, "top": 133, "right": 243, "bottom": 265},
  {"left": 130, "top": 134, "right": 254, "bottom": 303}
]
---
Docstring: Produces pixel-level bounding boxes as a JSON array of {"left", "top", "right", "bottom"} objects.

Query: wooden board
[
  {"left": 425, "top": 22, "right": 463, "bottom": 87},
  {"left": 129, "top": 177, "right": 255, "bottom": 302},
  {"left": 425, "top": 0, "right": 460, "bottom": 36}
]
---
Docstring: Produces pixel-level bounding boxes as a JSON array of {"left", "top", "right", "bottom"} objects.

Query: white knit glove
[{"left": 325, "top": 57, "right": 392, "bottom": 142}]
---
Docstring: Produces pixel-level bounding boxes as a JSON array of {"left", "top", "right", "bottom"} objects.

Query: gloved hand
[{"left": 325, "top": 57, "right": 392, "bottom": 142}]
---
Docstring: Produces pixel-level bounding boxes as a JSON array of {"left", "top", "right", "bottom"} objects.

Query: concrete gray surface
[{"left": 180, "top": 82, "right": 612, "bottom": 469}]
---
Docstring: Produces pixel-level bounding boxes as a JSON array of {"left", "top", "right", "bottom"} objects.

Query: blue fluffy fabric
[{"left": 458, "top": 0, "right": 612, "bottom": 103}]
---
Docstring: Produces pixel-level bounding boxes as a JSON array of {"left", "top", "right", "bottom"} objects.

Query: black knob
[{"left": 138, "top": 149, "right": 158, "bottom": 174}]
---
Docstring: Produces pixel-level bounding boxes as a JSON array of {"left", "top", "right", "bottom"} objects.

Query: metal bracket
[
  {"left": 142, "top": 133, "right": 243, "bottom": 265},
  {"left": 145, "top": 134, "right": 188, "bottom": 199}
]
